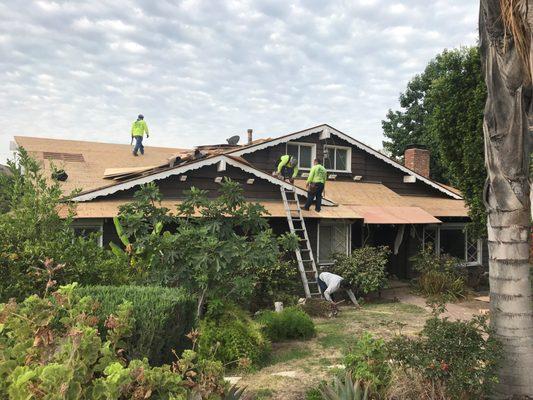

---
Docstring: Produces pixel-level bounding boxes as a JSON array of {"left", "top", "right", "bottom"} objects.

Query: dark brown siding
[
  {"left": 104, "top": 164, "right": 283, "bottom": 201},
  {"left": 242, "top": 132, "right": 449, "bottom": 198}
]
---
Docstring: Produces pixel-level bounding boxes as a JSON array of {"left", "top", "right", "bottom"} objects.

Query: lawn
[{"left": 235, "top": 301, "right": 429, "bottom": 400}]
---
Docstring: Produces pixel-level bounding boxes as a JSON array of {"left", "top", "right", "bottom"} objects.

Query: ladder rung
[
  {"left": 294, "top": 229, "right": 305, "bottom": 232},
  {"left": 300, "top": 248, "right": 311, "bottom": 251}
]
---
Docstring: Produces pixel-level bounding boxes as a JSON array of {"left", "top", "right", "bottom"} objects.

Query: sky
[{"left": 0, "top": 0, "right": 479, "bottom": 163}]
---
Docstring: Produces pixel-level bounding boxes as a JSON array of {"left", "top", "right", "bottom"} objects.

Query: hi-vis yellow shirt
[
  {"left": 307, "top": 164, "right": 327, "bottom": 184},
  {"left": 131, "top": 120, "right": 149, "bottom": 137}
]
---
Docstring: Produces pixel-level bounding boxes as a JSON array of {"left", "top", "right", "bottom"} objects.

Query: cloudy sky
[{"left": 0, "top": 0, "right": 478, "bottom": 163}]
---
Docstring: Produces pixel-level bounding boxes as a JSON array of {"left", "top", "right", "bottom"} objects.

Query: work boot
[{"left": 132, "top": 152, "right": 138, "bottom": 157}]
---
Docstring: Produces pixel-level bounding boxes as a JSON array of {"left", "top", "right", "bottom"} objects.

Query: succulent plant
[{"left": 319, "top": 373, "right": 369, "bottom": 400}]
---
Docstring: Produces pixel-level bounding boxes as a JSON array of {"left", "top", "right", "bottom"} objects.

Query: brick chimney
[
  {"left": 247, "top": 129, "right": 253, "bottom": 144},
  {"left": 404, "top": 145, "right": 430, "bottom": 178}
]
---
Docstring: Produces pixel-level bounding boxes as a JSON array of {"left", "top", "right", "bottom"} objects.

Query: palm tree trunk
[{"left": 479, "top": 0, "right": 533, "bottom": 397}]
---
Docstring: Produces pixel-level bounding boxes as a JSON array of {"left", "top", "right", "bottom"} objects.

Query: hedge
[{"left": 77, "top": 285, "right": 196, "bottom": 365}]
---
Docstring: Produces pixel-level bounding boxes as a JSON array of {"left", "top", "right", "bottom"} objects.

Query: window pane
[
  {"left": 287, "top": 144, "right": 299, "bottom": 160},
  {"left": 319, "top": 225, "right": 333, "bottom": 263},
  {"left": 440, "top": 229, "right": 466, "bottom": 260},
  {"left": 324, "top": 147, "right": 335, "bottom": 169},
  {"left": 320, "top": 224, "right": 347, "bottom": 263},
  {"left": 335, "top": 148, "right": 347, "bottom": 171},
  {"left": 299, "top": 145, "right": 312, "bottom": 168}
]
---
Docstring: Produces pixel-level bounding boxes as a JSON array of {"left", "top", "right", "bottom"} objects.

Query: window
[
  {"left": 423, "top": 223, "right": 482, "bottom": 266},
  {"left": 318, "top": 222, "right": 351, "bottom": 264},
  {"left": 287, "top": 142, "right": 316, "bottom": 170},
  {"left": 324, "top": 145, "right": 351, "bottom": 172},
  {"left": 72, "top": 221, "right": 103, "bottom": 247}
]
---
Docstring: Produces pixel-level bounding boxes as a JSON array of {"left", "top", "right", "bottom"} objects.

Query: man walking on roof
[
  {"left": 275, "top": 154, "right": 299, "bottom": 183},
  {"left": 303, "top": 158, "right": 327, "bottom": 212},
  {"left": 131, "top": 114, "right": 149, "bottom": 156}
]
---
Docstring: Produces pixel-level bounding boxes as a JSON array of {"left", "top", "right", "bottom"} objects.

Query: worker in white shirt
[{"left": 318, "top": 271, "right": 359, "bottom": 307}]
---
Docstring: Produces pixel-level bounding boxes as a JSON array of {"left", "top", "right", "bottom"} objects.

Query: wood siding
[{"left": 104, "top": 164, "right": 283, "bottom": 201}]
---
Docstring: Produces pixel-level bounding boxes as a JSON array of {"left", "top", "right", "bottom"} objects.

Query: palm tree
[{"left": 479, "top": 0, "right": 533, "bottom": 397}]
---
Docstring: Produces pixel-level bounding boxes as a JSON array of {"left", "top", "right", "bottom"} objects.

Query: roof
[
  {"left": 227, "top": 124, "right": 463, "bottom": 200},
  {"left": 402, "top": 195, "right": 469, "bottom": 217},
  {"left": 62, "top": 199, "right": 359, "bottom": 219},
  {"left": 14, "top": 136, "right": 190, "bottom": 194}
]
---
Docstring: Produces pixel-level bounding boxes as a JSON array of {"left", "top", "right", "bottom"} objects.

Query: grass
[{"left": 238, "top": 300, "right": 428, "bottom": 400}]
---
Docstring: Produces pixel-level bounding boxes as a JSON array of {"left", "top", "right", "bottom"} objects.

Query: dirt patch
[{"left": 236, "top": 301, "right": 428, "bottom": 400}]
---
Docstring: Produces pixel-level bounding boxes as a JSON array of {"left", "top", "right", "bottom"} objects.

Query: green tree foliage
[
  {"left": 0, "top": 149, "right": 128, "bottom": 301},
  {"left": 0, "top": 284, "right": 235, "bottom": 400},
  {"left": 113, "top": 180, "right": 298, "bottom": 316},
  {"left": 332, "top": 246, "right": 390, "bottom": 295},
  {"left": 382, "top": 47, "right": 487, "bottom": 236}
]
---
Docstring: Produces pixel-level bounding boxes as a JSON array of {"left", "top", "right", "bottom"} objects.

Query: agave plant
[
  {"left": 319, "top": 373, "right": 369, "bottom": 400},
  {"left": 224, "top": 385, "right": 251, "bottom": 400}
]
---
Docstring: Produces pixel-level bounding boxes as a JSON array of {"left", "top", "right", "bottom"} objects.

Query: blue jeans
[
  {"left": 133, "top": 136, "right": 144, "bottom": 155},
  {"left": 304, "top": 182, "right": 324, "bottom": 211}
]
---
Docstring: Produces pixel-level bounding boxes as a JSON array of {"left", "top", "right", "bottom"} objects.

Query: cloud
[{"left": 0, "top": 0, "right": 478, "bottom": 162}]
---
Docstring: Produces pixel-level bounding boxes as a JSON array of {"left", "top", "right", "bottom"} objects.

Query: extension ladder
[{"left": 280, "top": 186, "right": 321, "bottom": 298}]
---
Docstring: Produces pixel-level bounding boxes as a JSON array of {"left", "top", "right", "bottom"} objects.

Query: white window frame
[
  {"left": 422, "top": 223, "right": 482, "bottom": 266},
  {"left": 286, "top": 142, "right": 317, "bottom": 171},
  {"left": 317, "top": 220, "right": 351, "bottom": 266},
  {"left": 323, "top": 144, "right": 352, "bottom": 173},
  {"left": 72, "top": 219, "right": 104, "bottom": 247}
]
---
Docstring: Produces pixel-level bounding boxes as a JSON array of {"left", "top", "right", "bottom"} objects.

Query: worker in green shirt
[
  {"left": 131, "top": 114, "right": 149, "bottom": 156},
  {"left": 303, "top": 158, "right": 327, "bottom": 212},
  {"left": 275, "top": 154, "right": 299, "bottom": 183}
]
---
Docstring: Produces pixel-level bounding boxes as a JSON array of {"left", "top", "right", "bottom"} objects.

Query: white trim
[
  {"left": 72, "top": 155, "right": 335, "bottom": 205},
  {"left": 217, "top": 159, "right": 226, "bottom": 172},
  {"left": 72, "top": 219, "right": 103, "bottom": 247},
  {"left": 228, "top": 124, "right": 462, "bottom": 200},
  {"left": 323, "top": 144, "right": 352, "bottom": 173},
  {"left": 286, "top": 141, "right": 316, "bottom": 170}
]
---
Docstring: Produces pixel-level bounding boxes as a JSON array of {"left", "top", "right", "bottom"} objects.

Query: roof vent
[
  {"left": 43, "top": 152, "right": 85, "bottom": 162},
  {"left": 226, "top": 135, "right": 240, "bottom": 145}
]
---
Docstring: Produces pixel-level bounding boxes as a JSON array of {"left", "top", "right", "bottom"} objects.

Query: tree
[
  {"left": 113, "top": 180, "right": 298, "bottom": 318},
  {"left": 0, "top": 149, "right": 128, "bottom": 301},
  {"left": 382, "top": 47, "right": 487, "bottom": 236},
  {"left": 479, "top": 0, "right": 533, "bottom": 397}
]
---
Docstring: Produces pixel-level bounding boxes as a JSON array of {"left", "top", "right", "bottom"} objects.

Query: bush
[
  {"left": 197, "top": 303, "right": 270, "bottom": 369},
  {"left": 0, "top": 149, "right": 128, "bottom": 302},
  {"left": 0, "top": 284, "right": 230, "bottom": 399},
  {"left": 77, "top": 285, "right": 196, "bottom": 365},
  {"left": 411, "top": 246, "right": 468, "bottom": 301},
  {"left": 248, "top": 260, "right": 301, "bottom": 312},
  {"left": 332, "top": 246, "right": 390, "bottom": 295},
  {"left": 256, "top": 307, "right": 315, "bottom": 342},
  {"left": 387, "top": 310, "right": 502, "bottom": 399},
  {"left": 344, "top": 333, "right": 391, "bottom": 393}
]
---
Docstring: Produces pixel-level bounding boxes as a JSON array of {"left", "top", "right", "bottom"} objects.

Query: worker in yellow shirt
[
  {"left": 275, "top": 154, "right": 299, "bottom": 183},
  {"left": 303, "top": 158, "right": 327, "bottom": 212},
  {"left": 131, "top": 114, "right": 149, "bottom": 156}
]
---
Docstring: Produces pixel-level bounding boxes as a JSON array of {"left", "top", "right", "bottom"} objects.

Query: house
[{"left": 13, "top": 124, "right": 480, "bottom": 279}]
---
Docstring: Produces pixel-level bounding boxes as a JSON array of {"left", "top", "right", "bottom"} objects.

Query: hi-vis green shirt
[
  {"left": 131, "top": 120, "right": 149, "bottom": 137},
  {"left": 277, "top": 155, "right": 299, "bottom": 178},
  {"left": 307, "top": 164, "right": 327, "bottom": 184}
]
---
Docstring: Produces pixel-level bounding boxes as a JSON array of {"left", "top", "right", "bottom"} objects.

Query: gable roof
[
  {"left": 71, "top": 154, "right": 336, "bottom": 206},
  {"left": 226, "top": 124, "right": 463, "bottom": 200}
]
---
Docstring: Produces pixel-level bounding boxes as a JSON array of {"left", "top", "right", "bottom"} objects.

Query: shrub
[
  {"left": 332, "top": 246, "right": 390, "bottom": 295},
  {"left": 197, "top": 303, "right": 270, "bottom": 369},
  {"left": 256, "top": 307, "right": 315, "bottom": 342},
  {"left": 77, "top": 285, "right": 196, "bottom": 365},
  {"left": 248, "top": 259, "right": 301, "bottom": 312},
  {"left": 411, "top": 246, "right": 468, "bottom": 301},
  {"left": 387, "top": 310, "right": 502, "bottom": 399},
  {"left": 0, "top": 149, "right": 129, "bottom": 302},
  {"left": 0, "top": 284, "right": 230, "bottom": 399},
  {"left": 344, "top": 333, "right": 391, "bottom": 392}
]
